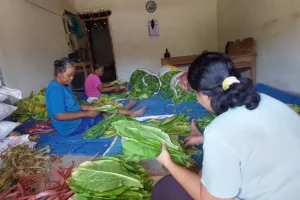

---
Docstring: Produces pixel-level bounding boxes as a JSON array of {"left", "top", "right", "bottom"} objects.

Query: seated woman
[
  {"left": 46, "top": 58, "right": 145, "bottom": 136},
  {"left": 84, "top": 64, "right": 145, "bottom": 117},
  {"left": 152, "top": 52, "right": 300, "bottom": 200},
  {"left": 85, "top": 64, "right": 126, "bottom": 103}
]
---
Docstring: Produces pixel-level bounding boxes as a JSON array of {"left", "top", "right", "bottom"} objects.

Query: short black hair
[
  {"left": 54, "top": 58, "right": 74, "bottom": 76},
  {"left": 188, "top": 52, "right": 260, "bottom": 115}
]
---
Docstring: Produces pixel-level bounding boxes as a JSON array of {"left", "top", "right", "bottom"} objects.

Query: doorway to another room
[{"left": 85, "top": 18, "right": 117, "bottom": 83}]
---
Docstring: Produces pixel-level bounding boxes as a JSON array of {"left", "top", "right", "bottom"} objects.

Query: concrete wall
[
  {"left": 0, "top": 0, "right": 70, "bottom": 97},
  {"left": 217, "top": 0, "right": 300, "bottom": 94},
  {"left": 74, "top": 0, "right": 218, "bottom": 81}
]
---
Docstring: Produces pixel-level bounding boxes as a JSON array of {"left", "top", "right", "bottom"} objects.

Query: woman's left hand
[{"left": 156, "top": 143, "right": 173, "bottom": 167}]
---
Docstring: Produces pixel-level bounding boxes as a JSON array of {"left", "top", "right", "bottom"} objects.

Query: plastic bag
[
  {"left": 129, "top": 69, "right": 161, "bottom": 97},
  {"left": 0, "top": 121, "right": 20, "bottom": 140},
  {"left": 0, "top": 103, "right": 17, "bottom": 121},
  {"left": 156, "top": 65, "right": 182, "bottom": 78},
  {"left": 170, "top": 72, "right": 192, "bottom": 97},
  {"left": 0, "top": 86, "right": 22, "bottom": 102}
]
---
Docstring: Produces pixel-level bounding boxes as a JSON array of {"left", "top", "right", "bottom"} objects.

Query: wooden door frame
[{"left": 81, "top": 16, "right": 116, "bottom": 75}]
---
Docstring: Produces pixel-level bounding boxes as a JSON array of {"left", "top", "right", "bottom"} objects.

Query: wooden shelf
[
  {"left": 74, "top": 62, "right": 92, "bottom": 78},
  {"left": 160, "top": 38, "right": 256, "bottom": 82},
  {"left": 226, "top": 37, "right": 256, "bottom": 82},
  {"left": 161, "top": 55, "right": 199, "bottom": 66},
  {"left": 82, "top": 16, "right": 108, "bottom": 22}
]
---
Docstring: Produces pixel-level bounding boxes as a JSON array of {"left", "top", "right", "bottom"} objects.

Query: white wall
[
  {"left": 217, "top": 0, "right": 300, "bottom": 94},
  {"left": 0, "top": 0, "right": 70, "bottom": 97},
  {"left": 74, "top": 0, "right": 218, "bottom": 81}
]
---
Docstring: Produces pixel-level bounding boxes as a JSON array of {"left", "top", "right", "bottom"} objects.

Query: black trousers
[{"left": 151, "top": 175, "right": 193, "bottom": 200}]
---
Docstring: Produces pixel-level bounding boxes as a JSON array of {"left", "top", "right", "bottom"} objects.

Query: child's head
[{"left": 94, "top": 64, "right": 104, "bottom": 76}]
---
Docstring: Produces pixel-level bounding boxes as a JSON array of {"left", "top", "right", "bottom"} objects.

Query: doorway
[{"left": 85, "top": 19, "right": 117, "bottom": 83}]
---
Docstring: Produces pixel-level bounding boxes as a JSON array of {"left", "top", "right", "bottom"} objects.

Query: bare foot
[
  {"left": 131, "top": 106, "right": 147, "bottom": 117},
  {"left": 190, "top": 120, "right": 202, "bottom": 136},
  {"left": 126, "top": 98, "right": 137, "bottom": 110}
]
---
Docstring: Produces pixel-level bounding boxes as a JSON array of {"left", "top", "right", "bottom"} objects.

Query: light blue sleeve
[{"left": 201, "top": 133, "right": 241, "bottom": 198}]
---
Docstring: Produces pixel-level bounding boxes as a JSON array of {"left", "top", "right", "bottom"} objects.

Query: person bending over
[{"left": 152, "top": 52, "right": 300, "bottom": 200}]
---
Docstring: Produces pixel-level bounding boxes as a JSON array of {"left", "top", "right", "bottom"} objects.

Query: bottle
[{"left": 164, "top": 49, "right": 171, "bottom": 58}]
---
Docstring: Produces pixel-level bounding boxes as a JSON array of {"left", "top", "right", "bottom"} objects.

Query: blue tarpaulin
[{"left": 15, "top": 83, "right": 300, "bottom": 165}]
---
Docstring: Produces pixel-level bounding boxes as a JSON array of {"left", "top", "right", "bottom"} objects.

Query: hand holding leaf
[{"left": 156, "top": 143, "right": 173, "bottom": 167}]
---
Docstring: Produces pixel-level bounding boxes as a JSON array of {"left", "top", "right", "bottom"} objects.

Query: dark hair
[
  {"left": 188, "top": 52, "right": 260, "bottom": 115},
  {"left": 93, "top": 64, "right": 104, "bottom": 71},
  {"left": 54, "top": 58, "right": 75, "bottom": 76}
]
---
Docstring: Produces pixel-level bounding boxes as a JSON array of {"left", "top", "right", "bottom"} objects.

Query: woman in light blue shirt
[{"left": 153, "top": 52, "right": 300, "bottom": 200}]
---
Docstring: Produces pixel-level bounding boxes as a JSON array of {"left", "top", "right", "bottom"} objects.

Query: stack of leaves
[
  {"left": 160, "top": 71, "right": 181, "bottom": 99},
  {"left": 109, "top": 92, "right": 131, "bottom": 100},
  {"left": 288, "top": 104, "right": 300, "bottom": 114},
  {"left": 67, "top": 156, "right": 152, "bottom": 200},
  {"left": 128, "top": 69, "right": 149, "bottom": 99},
  {"left": 196, "top": 113, "right": 216, "bottom": 131},
  {"left": 83, "top": 114, "right": 136, "bottom": 139},
  {"left": 145, "top": 114, "right": 191, "bottom": 136},
  {"left": 0, "top": 145, "right": 52, "bottom": 192},
  {"left": 92, "top": 94, "right": 125, "bottom": 114},
  {"left": 0, "top": 165, "right": 74, "bottom": 200},
  {"left": 143, "top": 74, "right": 161, "bottom": 94},
  {"left": 84, "top": 114, "right": 192, "bottom": 140},
  {"left": 93, "top": 94, "right": 124, "bottom": 108},
  {"left": 112, "top": 120, "right": 196, "bottom": 167},
  {"left": 129, "top": 69, "right": 161, "bottom": 99},
  {"left": 13, "top": 88, "right": 48, "bottom": 122},
  {"left": 107, "top": 80, "right": 125, "bottom": 86}
]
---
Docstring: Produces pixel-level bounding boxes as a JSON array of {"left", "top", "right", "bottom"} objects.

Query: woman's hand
[
  {"left": 184, "top": 135, "right": 204, "bottom": 147},
  {"left": 85, "top": 110, "right": 100, "bottom": 118},
  {"left": 114, "top": 86, "right": 121, "bottom": 93},
  {"left": 156, "top": 143, "right": 174, "bottom": 168},
  {"left": 184, "top": 119, "right": 204, "bottom": 147}
]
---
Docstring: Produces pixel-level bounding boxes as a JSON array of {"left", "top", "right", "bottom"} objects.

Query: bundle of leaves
[
  {"left": 145, "top": 114, "right": 191, "bottom": 136},
  {"left": 0, "top": 145, "right": 52, "bottom": 192},
  {"left": 83, "top": 114, "right": 136, "bottom": 139},
  {"left": 112, "top": 120, "right": 196, "bottom": 167},
  {"left": 143, "top": 74, "right": 160, "bottom": 94},
  {"left": 109, "top": 92, "right": 130, "bottom": 100},
  {"left": 128, "top": 70, "right": 160, "bottom": 99},
  {"left": 172, "top": 85, "right": 197, "bottom": 104},
  {"left": 160, "top": 71, "right": 181, "bottom": 99},
  {"left": 196, "top": 113, "right": 216, "bottom": 131},
  {"left": 128, "top": 70, "right": 150, "bottom": 99},
  {"left": 84, "top": 114, "right": 192, "bottom": 140},
  {"left": 93, "top": 94, "right": 124, "bottom": 108},
  {"left": 67, "top": 156, "right": 152, "bottom": 200},
  {"left": 13, "top": 88, "right": 48, "bottom": 122}
]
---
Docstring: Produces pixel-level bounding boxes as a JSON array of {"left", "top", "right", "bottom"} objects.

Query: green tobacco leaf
[
  {"left": 84, "top": 115, "right": 137, "bottom": 139},
  {"left": 96, "top": 105, "right": 117, "bottom": 114},
  {"left": 113, "top": 120, "right": 180, "bottom": 150},
  {"left": 144, "top": 115, "right": 191, "bottom": 136},
  {"left": 68, "top": 160, "right": 143, "bottom": 193},
  {"left": 112, "top": 120, "right": 194, "bottom": 166},
  {"left": 196, "top": 113, "right": 216, "bottom": 131},
  {"left": 68, "top": 157, "right": 152, "bottom": 199}
]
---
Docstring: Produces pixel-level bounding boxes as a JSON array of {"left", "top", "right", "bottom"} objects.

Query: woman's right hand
[
  {"left": 114, "top": 86, "right": 121, "bottom": 93},
  {"left": 85, "top": 110, "right": 100, "bottom": 118}
]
